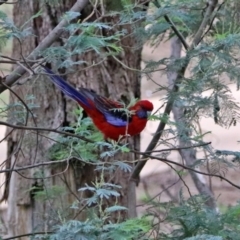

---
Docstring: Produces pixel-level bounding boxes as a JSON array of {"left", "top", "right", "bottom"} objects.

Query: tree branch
[
  {"left": 144, "top": 154, "right": 240, "bottom": 191},
  {"left": 0, "top": 121, "right": 94, "bottom": 143},
  {"left": 191, "top": 0, "right": 218, "bottom": 48},
  {"left": 168, "top": 37, "right": 216, "bottom": 209},
  {"left": 0, "top": 0, "right": 89, "bottom": 93},
  {"left": 130, "top": 0, "right": 219, "bottom": 181},
  {"left": 130, "top": 56, "right": 186, "bottom": 181},
  {"left": 2, "top": 231, "right": 53, "bottom": 240},
  {"left": 0, "top": 0, "right": 7, "bottom": 5},
  {"left": 130, "top": 142, "right": 211, "bottom": 156},
  {"left": 0, "top": 157, "right": 85, "bottom": 174},
  {"left": 153, "top": 0, "right": 189, "bottom": 50}
]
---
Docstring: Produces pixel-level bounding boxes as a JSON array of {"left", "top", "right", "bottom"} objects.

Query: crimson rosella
[{"left": 44, "top": 67, "right": 153, "bottom": 141}]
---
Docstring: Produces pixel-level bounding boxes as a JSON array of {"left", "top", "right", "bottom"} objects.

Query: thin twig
[
  {"left": 191, "top": 0, "right": 219, "bottom": 48},
  {"left": 131, "top": 141, "right": 211, "bottom": 154},
  {"left": 198, "top": 1, "right": 225, "bottom": 44},
  {"left": 0, "top": 121, "right": 94, "bottom": 143},
  {"left": 144, "top": 153, "right": 240, "bottom": 190},
  {"left": 153, "top": 0, "right": 189, "bottom": 50},
  {"left": 2, "top": 231, "right": 54, "bottom": 240}
]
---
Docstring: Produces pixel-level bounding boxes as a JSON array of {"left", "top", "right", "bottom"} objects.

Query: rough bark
[{"left": 3, "top": 0, "right": 145, "bottom": 238}]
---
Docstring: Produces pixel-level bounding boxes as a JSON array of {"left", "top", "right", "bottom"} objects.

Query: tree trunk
[{"left": 3, "top": 1, "right": 145, "bottom": 238}]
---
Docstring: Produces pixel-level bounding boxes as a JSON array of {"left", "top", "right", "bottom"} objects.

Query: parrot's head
[{"left": 134, "top": 100, "right": 153, "bottom": 119}]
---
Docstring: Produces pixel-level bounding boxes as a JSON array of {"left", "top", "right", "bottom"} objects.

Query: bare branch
[
  {"left": 133, "top": 141, "right": 211, "bottom": 154},
  {"left": 191, "top": 0, "right": 218, "bottom": 48},
  {"left": 153, "top": 0, "right": 189, "bottom": 50},
  {"left": 0, "top": 121, "right": 94, "bottom": 143},
  {"left": 0, "top": 0, "right": 89, "bottom": 93},
  {"left": 0, "top": 158, "right": 77, "bottom": 173},
  {"left": 2, "top": 231, "right": 53, "bottom": 240},
  {"left": 168, "top": 37, "right": 216, "bottom": 209},
  {"left": 0, "top": 0, "right": 7, "bottom": 5},
  {"left": 144, "top": 154, "right": 240, "bottom": 191}
]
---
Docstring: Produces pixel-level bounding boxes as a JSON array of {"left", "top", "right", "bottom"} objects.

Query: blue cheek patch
[{"left": 136, "top": 109, "right": 148, "bottom": 119}]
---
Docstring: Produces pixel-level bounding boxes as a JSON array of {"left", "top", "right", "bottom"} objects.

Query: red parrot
[{"left": 44, "top": 67, "right": 153, "bottom": 141}]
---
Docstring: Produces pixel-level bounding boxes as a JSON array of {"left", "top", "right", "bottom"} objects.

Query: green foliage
[
  {"left": 139, "top": 1, "right": 240, "bottom": 171},
  {"left": 34, "top": 185, "right": 66, "bottom": 201},
  {"left": 45, "top": 195, "right": 240, "bottom": 240},
  {"left": 142, "top": 195, "right": 240, "bottom": 239},
  {"left": 47, "top": 108, "right": 131, "bottom": 164},
  {"left": 0, "top": 10, "right": 10, "bottom": 50},
  {"left": 79, "top": 182, "right": 122, "bottom": 206},
  {"left": 49, "top": 217, "right": 151, "bottom": 240},
  {"left": 0, "top": 10, "right": 33, "bottom": 41},
  {"left": 5, "top": 94, "right": 39, "bottom": 124},
  {"left": 43, "top": 20, "right": 123, "bottom": 68},
  {"left": 47, "top": 108, "right": 100, "bottom": 161},
  {"left": 48, "top": 176, "right": 151, "bottom": 240}
]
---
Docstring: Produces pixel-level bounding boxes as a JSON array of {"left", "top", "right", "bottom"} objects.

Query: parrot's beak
[{"left": 147, "top": 111, "right": 152, "bottom": 117}]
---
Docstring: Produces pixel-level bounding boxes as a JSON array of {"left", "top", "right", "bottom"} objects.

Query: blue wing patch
[
  {"left": 94, "top": 97, "right": 132, "bottom": 127},
  {"left": 104, "top": 112, "right": 130, "bottom": 127}
]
